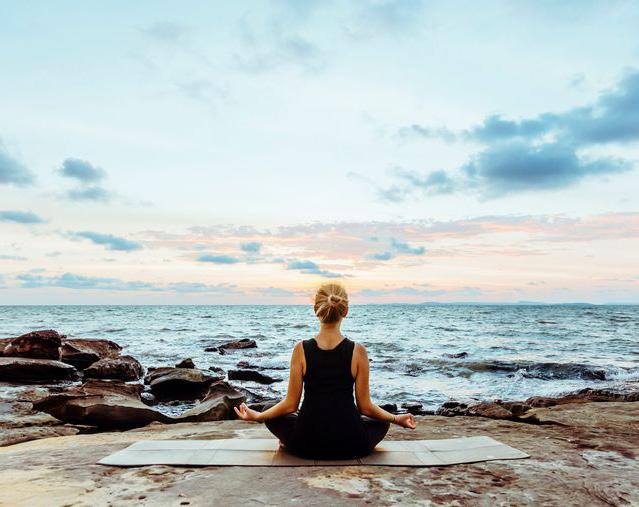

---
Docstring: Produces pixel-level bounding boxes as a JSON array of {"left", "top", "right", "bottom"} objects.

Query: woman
[{"left": 234, "top": 282, "right": 416, "bottom": 459}]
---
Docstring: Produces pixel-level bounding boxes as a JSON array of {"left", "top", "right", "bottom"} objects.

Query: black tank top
[{"left": 287, "top": 337, "right": 370, "bottom": 459}]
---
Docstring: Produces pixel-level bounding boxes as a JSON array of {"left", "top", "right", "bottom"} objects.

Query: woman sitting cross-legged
[{"left": 234, "top": 282, "right": 416, "bottom": 460}]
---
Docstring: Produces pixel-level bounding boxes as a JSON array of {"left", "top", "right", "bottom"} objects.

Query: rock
[
  {"left": 60, "top": 338, "right": 122, "bottom": 369},
  {"left": 175, "top": 358, "right": 195, "bottom": 369},
  {"left": 140, "top": 392, "right": 157, "bottom": 406},
  {"left": 436, "top": 400, "right": 539, "bottom": 423},
  {"left": 527, "top": 387, "right": 639, "bottom": 407},
  {"left": 4, "top": 402, "right": 638, "bottom": 505},
  {"left": 0, "top": 357, "right": 79, "bottom": 383},
  {"left": 401, "top": 402, "right": 430, "bottom": 415},
  {"left": 2, "top": 330, "right": 62, "bottom": 360},
  {"left": 178, "top": 381, "right": 245, "bottom": 422},
  {"left": 206, "top": 338, "right": 257, "bottom": 353},
  {"left": 228, "top": 369, "right": 281, "bottom": 384},
  {"left": 380, "top": 403, "right": 398, "bottom": 413},
  {"left": 209, "top": 366, "right": 225, "bottom": 376},
  {"left": 144, "top": 367, "right": 223, "bottom": 400},
  {"left": 247, "top": 399, "right": 279, "bottom": 412},
  {"left": 443, "top": 351, "right": 468, "bottom": 359},
  {"left": 83, "top": 355, "right": 144, "bottom": 381},
  {"left": 33, "top": 379, "right": 171, "bottom": 429}
]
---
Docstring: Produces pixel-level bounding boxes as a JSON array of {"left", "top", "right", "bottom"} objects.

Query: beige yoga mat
[{"left": 98, "top": 436, "right": 528, "bottom": 467}]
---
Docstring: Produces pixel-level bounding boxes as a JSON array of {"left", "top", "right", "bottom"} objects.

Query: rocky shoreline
[{"left": 1, "top": 329, "right": 638, "bottom": 449}]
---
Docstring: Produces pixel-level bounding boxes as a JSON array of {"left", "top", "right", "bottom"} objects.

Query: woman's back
[{"left": 289, "top": 337, "right": 370, "bottom": 459}]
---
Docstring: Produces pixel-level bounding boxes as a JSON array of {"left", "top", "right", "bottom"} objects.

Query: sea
[{"left": 1, "top": 304, "right": 637, "bottom": 410}]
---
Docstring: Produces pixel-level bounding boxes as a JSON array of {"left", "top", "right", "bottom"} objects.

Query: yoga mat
[{"left": 98, "top": 436, "right": 528, "bottom": 467}]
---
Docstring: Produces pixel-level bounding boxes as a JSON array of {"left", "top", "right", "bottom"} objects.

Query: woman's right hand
[
  {"left": 395, "top": 413, "right": 417, "bottom": 429},
  {"left": 234, "top": 402, "right": 262, "bottom": 422}
]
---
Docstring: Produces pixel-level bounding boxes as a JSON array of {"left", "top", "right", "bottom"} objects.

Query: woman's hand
[
  {"left": 233, "top": 402, "right": 262, "bottom": 422},
  {"left": 394, "top": 413, "right": 417, "bottom": 429}
]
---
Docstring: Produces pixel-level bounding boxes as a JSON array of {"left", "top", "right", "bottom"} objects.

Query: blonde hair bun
[{"left": 314, "top": 283, "right": 349, "bottom": 324}]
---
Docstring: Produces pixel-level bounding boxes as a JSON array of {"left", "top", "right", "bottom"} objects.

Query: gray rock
[
  {"left": 83, "top": 355, "right": 144, "bottom": 381},
  {"left": 0, "top": 357, "right": 79, "bottom": 383}
]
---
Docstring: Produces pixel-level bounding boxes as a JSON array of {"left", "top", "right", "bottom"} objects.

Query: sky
[{"left": 1, "top": 0, "right": 639, "bottom": 304}]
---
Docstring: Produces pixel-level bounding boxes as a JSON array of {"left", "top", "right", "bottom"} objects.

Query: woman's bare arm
[
  {"left": 353, "top": 343, "right": 416, "bottom": 429},
  {"left": 234, "top": 341, "right": 304, "bottom": 422}
]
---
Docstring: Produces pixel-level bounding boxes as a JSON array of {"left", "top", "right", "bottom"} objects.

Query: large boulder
[
  {"left": 2, "top": 330, "right": 62, "bottom": 360},
  {"left": 178, "top": 381, "right": 245, "bottom": 422},
  {"left": 83, "top": 355, "right": 143, "bottom": 381},
  {"left": 0, "top": 357, "right": 79, "bottom": 383},
  {"left": 228, "top": 369, "right": 281, "bottom": 384},
  {"left": 144, "top": 367, "right": 223, "bottom": 400},
  {"left": 60, "top": 338, "right": 122, "bottom": 369},
  {"left": 33, "top": 379, "right": 170, "bottom": 429},
  {"left": 436, "top": 400, "right": 538, "bottom": 422}
]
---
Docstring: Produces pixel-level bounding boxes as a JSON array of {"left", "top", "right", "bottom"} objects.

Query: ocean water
[{"left": 1, "top": 304, "right": 637, "bottom": 409}]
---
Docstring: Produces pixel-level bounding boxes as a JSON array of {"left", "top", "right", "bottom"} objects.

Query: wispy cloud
[
  {"left": 0, "top": 141, "right": 34, "bottom": 186},
  {"left": 71, "top": 231, "right": 143, "bottom": 252},
  {"left": 66, "top": 186, "right": 112, "bottom": 202},
  {"left": 387, "top": 69, "right": 639, "bottom": 200},
  {"left": 58, "top": 157, "right": 113, "bottom": 202},
  {"left": 141, "top": 21, "right": 191, "bottom": 44},
  {"left": 59, "top": 158, "right": 106, "bottom": 183},
  {"left": 240, "top": 241, "right": 262, "bottom": 253},
  {"left": 286, "top": 260, "right": 343, "bottom": 278},
  {"left": 197, "top": 253, "right": 240, "bottom": 264},
  {"left": 0, "top": 210, "right": 45, "bottom": 224}
]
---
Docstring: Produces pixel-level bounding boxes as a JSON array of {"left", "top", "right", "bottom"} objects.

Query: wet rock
[
  {"left": 145, "top": 367, "right": 224, "bottom": 400},
  {"left": 208, "top": 366, "right": 225, "bottom": 376},
  {"left": 443, "top": 351, "right": 468, "bottom": 359},
  {"left": 401, "top": 402, "right": 430, "bottom": 415},
  {"left": 526, "top": 387, "right": 639, "bottom": 407},
  {"left": 2, "top": 330, "right": 62, "bottom": 360},
  {"left": 0, "top": 357, "right": 79, "bottom": 383},
  {"left": 140, "top": 391, "right": 157, "bottom": 406},
  {"left": 178, "top": 381, "right": 245, "bottom": 422},
  {"left": 60, "top": 338, "right": 122, "bottom": 369},
  {"left": 175, "top": 358, "right": 195, "bottom": 369},
  {"left": 379, "top": 403, "right": 398, "bottom": 413},
  {"left": 83, "top": 355, "right": 144, "bottom": 381},
  {"left": 236, "top": 361, "right": 286, "bottom": 371},
  {"left": 206, "top": 338, "right": 257, "bottom": 353},
  {"left": 228, "top": 369, "right": 281, "bottom": 384},
  {"left": 33, "top": 379, "right": 171, "bottom": 429}
]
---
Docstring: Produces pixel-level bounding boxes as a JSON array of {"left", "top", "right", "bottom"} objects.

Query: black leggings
[{"left": 264, "top": 411, "right": 390, "bottom": 456}]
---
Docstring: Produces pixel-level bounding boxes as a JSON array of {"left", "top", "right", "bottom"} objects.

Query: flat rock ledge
[{"left": 0, "top": 401, "right": 637, "bottom": 506}]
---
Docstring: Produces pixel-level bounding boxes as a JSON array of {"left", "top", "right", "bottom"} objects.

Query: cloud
[
  {"left": 253, "top": 286, "right": 298, "bottom": 297},
  {"left": 390, "top": 238, "right": 426, "bottom": 255},
  {"left": 71, "top": 231, "right": 143, "bottom": 251},
  {"left": 0, "top": 142, "right": 34, "bottom": 186},
  {"left": 18, "top": 272, "right": 158, "bottom": 291},
  {"left": 367, "top": 237, "right": 426, "bottom": 260},
  {"left": 66, "top": 186, "right": 112, "bottom": 202},
  {"left": 366, "top": 251, "right": 394, "bottom": 261},
  {"left": 15, "top": 272, "right": 239, "bottom": 294},
  {"left": 240, "top": 241, "right": 262, "bottom": 253},
  {"left": 462, "top": 141, "right": 629, "bottom": 197},
  {"left": 59, "top": 158, "right": 106, "bottom": 183},
  {"left": 389, "top": 69, "right": 639, "bottom": 199},
  {"left": 286, "top": 260, "right": 343, "bottom": 278},
  {"left": 0, "top": 254, "right": 27, "bottom": 261},
  {"left": 0, "top": 210, "right": 45, "bottom": 224},
  {"left": 141, "top": 21, "right": 191, "bottom": 44},
  {"left": 197, "top": 254, "right": 240, "bottom": 264}
]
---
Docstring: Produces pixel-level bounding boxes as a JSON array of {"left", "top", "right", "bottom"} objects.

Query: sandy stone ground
[{"left": 1, "top": 401, "right": 638, "bottom": 506}]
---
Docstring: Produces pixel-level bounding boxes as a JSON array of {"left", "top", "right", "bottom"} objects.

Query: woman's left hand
[
  {"left": 234, "top": 402, "right": 262, "bottom": 422},
  {"left": 395, "top": 413, "right": 417, "bottom": 429}
]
